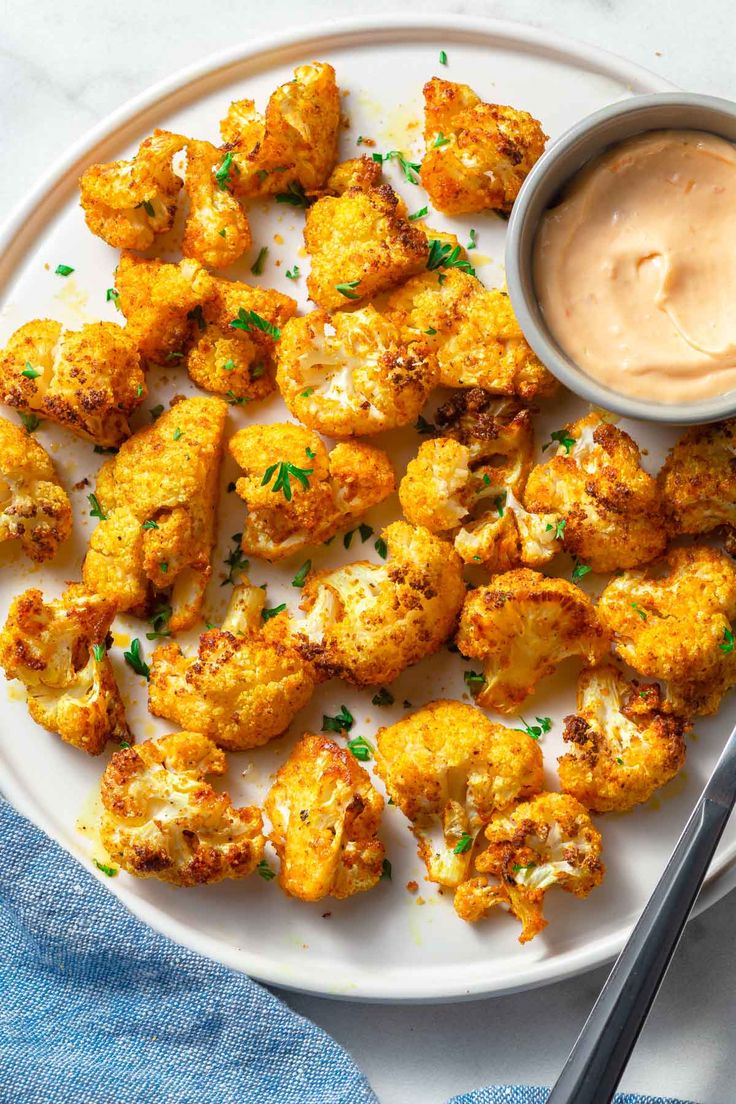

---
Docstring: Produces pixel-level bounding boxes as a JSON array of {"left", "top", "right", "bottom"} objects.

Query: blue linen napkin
[{"left": 0, "top": 796, "right": 694, "bottom": 1104}]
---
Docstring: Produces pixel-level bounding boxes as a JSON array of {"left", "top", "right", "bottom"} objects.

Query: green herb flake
[
  {"left": 262, "top": 603, "right": 286, "bottom": 622},
  {"left": 439, "top": 49, "right": 448, "bottom": 65},
  {"left": 516, "top": 716, "right": 552, "bottom": 741},
  {"left": 464, "top": 670, "right": 485, "bottom": 693},
  {"left": 146, "top": 603, "right": 173, "bottom": 641},
  {"left": 20, "top": 412, "right": 41, "bottom": 434},
  {"left": 149, "top": 404, "right": 164, "bottom": 421},
  {"left": 467, "top": 228, "right": 477, "bottom": 250},
  {"left": 409, "top": 206, "right": 429, "bottom": 221},
  {"left": 285, "top": 265, "right": 301, "bottom": 280},
  {"left": 347, "top": 735, "right": 374, "bottom": 762},
  {"left": 159, "top": 562, "right": 169, "bottom": 574},
  {"left": 380, "top": 858, "right": 392, "bottom": 881},
  {"left": 336, "top": 279, "right": 361, "bottom": 300},
  {"left": 572, "top": 562, "right": 592, "bottom": 583},
  {"left": 322, "top": 706, "right": 354, "bottom": 734},
  {"left": 141, "top": 519, "right": 159, "bottom": 530},
  {"left": 721, "top": 627, "right": 735, "bottom": 654},
  {"left": 426, "top": 238, "right": 475, "bottom": 276},
  {"left": 305, "top": 447, "right": 316, "bottom": 459},
  {"left": 257, "top": 860, "right": 276, "bottom": 881},
  {"left": 165, "top": 351, "right": 184, "bottom": 361},
  {"left": 55, "top": 264, "right": 74, "bottom": 277},
  {"left": 616, "top": 757, "right": 624, "bottom": 766},
  {"left": 250, "top": 246, "right": 268, "bottom": 276},
  {"left": 300, "top": 387, "right": 315, "bottom": 398},
  {"left": 261, "top": 460, "right": 313, "bottom": 502},
  {"left": 371, "top": 149, "right": 421, "bottom": 185},
  {"left": 415, "top": 414, "right": 436, "bottom": 435},
  {"left": 140, "top": 199, "right": 155, "bottom": 217},
  {"left": 230, "top": 308, "right": 280, "bottom": 341},
  {"left": 275, "top": 181, "right": 310, "bottom": 208},
  {"left": 424, "top": 326, "right": 437, "bottom": 336},
  {"left": 226, "top": 391, "right": 249, "bottom": 406},
  {"left": 343, "top": 528, "right": 356, "bottom": 550},
  {"left": 21, "top": 362, "right": 41, "bottom": 379},
  {"left": 374, "top": 537, "right": 388, "bottom": 560},
  {"left": 218, "top": 229, "right": 227, "bottom": 237},
  {"left": 292, "top": 560, "right": 312, "bottom": 588},
  {"left": 92, "top": 643, "right": 106, "bottom": 662},
  {"left": 173, "top": 426, "right": 183, "bottom": 441},
  {"left": 432, "top": 132, "right": 450, "bottom": 149},
  {"left": 94, "top": 860, "right": 117, "bottom": 877},
  {"left": 123, "top": 638, "right": 150, "bottom": 679},
  {"left": 222, "top": 358, "right": 236, "bottom": 373},
  {"left": 221, "top": 533, "right": 249, "bottom": 587},
  {"left": 214, "top": 151, "right": 235, "bottom": 191},
  {"left": 546, "top": 518, "right": 567, "bottom": 540},
  {"left": 512, "top": 862, "right": 537, "bottom": 874},
  {"left": 187, "top": 304, "right": 206, "bottom": 332},
  {"left": 542, "top": 428, "right": 576, "bottom": 454},
  {"left": 453, "top": 832, "right": 472, "bottom": 855},
  {"left": 106, "top": 287, "right": 121, "bottom": 310},
  {"left": 494, "top": 493, "right": 506, "bottom": 518},
  {"left": 87, "top": 493, "right": 108, "bottom": 521},
  {"left": 359, "top": 523, "right": 374, "bottom": 542},
  {"left": 631, "top": 602, "right": 648, "bottom": 621},
  {"left": 372, "top": 687, "right": 394, "bottom": 707}
]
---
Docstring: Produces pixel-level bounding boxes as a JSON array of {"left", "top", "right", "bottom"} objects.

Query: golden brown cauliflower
[
  {"left": 264, "top": 732, "right": 385, "bottom": 901},
  {"left": 524, "top": 413, "right": 667, "bottom": 573},
  {"left": 276, "top": 307, "right": 436, "bottom": 437},
  {"left": 79, "top": 129, "right": 185, "bottom": 250},
  {"left": 597, "top": 545, "right": 736, "bottom": 717},
  {"left": 219, "top": 62, "right": 340, "bottom": 197},
  {"left": 0, "top": 416, "right": 71, "bottom": 562},
  {"left": 0, "top": 319, "right": 145, "bottom": 447},
  {"left": 456, "top": 569, "right": 609, "bottom": 713},
  {"left": 0, "top": 585, "right": 129, "bottom": 755},
  {"left": 375, "top": 700, "right": 543, "bottom": 887},
  {"left": 100, "top": 731, "right": 265, "bottom": 885},
  {"left": 82, "top": 397, "right": 227, "bottom": 631},
  {"left": 658, "top": 420, "right": 736, "bottom": 539},
  {"left": 293, "top": 521, "right": 465, "bottom": 686},
  {"left": 559, "top": 665, "right": 687, "bottom": 813},
  {"left": 385, "top": 271, "right": 556, "bottom": 400},
  {"left": 454, "top": 792, "right": 604, "bottom": 942},
  {"left": 148, "top": 578, "right": 315, "bottom": 751},
  {"left": 180, "top": 137, "right": 252, "bottom": 268},
  {"left": 229, "top": 423, "right": 394, "bottom": 560},
  {"left": 420, "top": 77, "right": 547, "bottom": 215}
]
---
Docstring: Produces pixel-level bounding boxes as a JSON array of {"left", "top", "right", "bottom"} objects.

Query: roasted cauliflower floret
[
  {"left": 116, "top": 252, "right": 215, "bottom": 366},
  {"left": 375, "top": 700, "right": 543, "bottom": 887},
  {"left": 456, "top": 569, "right": 609, "bottom": 713},
  {"left": 0, "top": 585, "right": 129, "bottom": 755},
  {"left": 264, "top": 733, "right": 385, "bottom": 901},
  {"left": 220, "top": 62, "right": 340, "bottom": 197},
  {"left": 149, "top": 580, "right": 316, "bottom": 750},
  {"left": 79, "top": 129, "right": 185, "bottom": 250},
  {"left": 185, "top": 277, "right": 296, "bottom": 403},
  {"left": 420, "top": 77, "right": 547, "bottom": 215},
  {"left": 304, "top": 180, "right": 428, "bottom": 311},
  {"left": 385, "top": 270, "right": 556, "bottom": 400},
  {"left": 658, "top": 419, "right": 736, "bottom": 539},
  {"left": 524, "top": 413, "right": 667, "bottom": 573},
  {"left": 229, "top": 423, "right": 394, "bottom": 560},
  {"left": 276, "top": 307, "right": 436, "bottom": 437},
  {"left": 559, "top": 665, "right": 687, "bottom": 813},
  {"left": 100, "top": 731, "right": 264, "bottom": 885},
  {"left": 82, "top": 397, "right": 227, "bottom": 631},
  {"left": 597, "top": 545, "right": 736, "bottom": 716},
  {"left": 294, "top": 521, "right": 465, "bottom": 686},
  {"left": 0, "top": 417, "right": 71, "bottom": 562},
  {"left": 180, "top": 137, "right": 251, "bottom": 268},
  {"left": 454, "top": 792, "right": 603, "bottom": 942},
  {"left": 0, "top": 319, "right": 145, "bottom": 447}
]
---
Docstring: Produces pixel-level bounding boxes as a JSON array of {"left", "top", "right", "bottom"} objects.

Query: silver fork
[{"left": 548, "top": 720, "right": 736, "bottom": 1103}]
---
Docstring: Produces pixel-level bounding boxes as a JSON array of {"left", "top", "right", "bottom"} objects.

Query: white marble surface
[{"left": 3, "top": 1, "right": 736, "bottom": 1101}]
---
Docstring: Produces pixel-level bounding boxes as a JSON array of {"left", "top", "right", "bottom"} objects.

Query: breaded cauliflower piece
[
  {"left": 276, "top": 307, "right": 436, "bottom": 437},
  {"left": 186, "top": 277, "right": 296, "bottom": 403},
  {"left": 82, "top": 397, "right": 227, "bottom": 631},
  {"left": 420, "top": 77, "right": 547, "bottom": 215},
  {"left": 658, "top": 420, "right": 736, "bottom": 539},
  {"left": 375, "top": 700, "right": 543, "bottom": 887},
  {"left": 326, "top": 155, "right": 384, "bottom": 195},
  {"left": 116, "top": 252, "right": 215, "bottom": 366},
  {"left": 559, "top": 665, "right": 687, "bottom": 813},
  {"left": 304, "top": 179, "right": 429, "bottom": 311},
  {"left": 180, "top": 137, "right": 251, "bottom": 268},
  {"left": 229, "top": 423, "right": 394, "bottom": 560},
  {"left": 0, "top": 416, "right": 71, "bottom": 562},
  {"left": 454, "top": 792, "right": 603, "bottom": 942},
  {"left": 79, "top": 129, "right": 185, "bottom": 250},
  {"left": 456, "top": 569, "right": 609, "bottom": 713},
  {"left": 524, "top": 412, "right": 667, "bottom": 573},
  {"left": 264, "top": 732, "right": 385, "bottom": 901},
  {"left": 294, "top": 521, "right": 465, "bottom": 686},
  {"left": 220, "top": 62, "right": 340, "bottom": 197},
  {"left": 0, "top": 319, "right": 145, "bottom": 447},
  {"left": 385, "top": 271, "right": 556, "bottom": 400},
  {"left": 100, "top": 731, "right": 265, "bottom": 885},
  {"left": 148, "top": 580, "right": 316, "bottom": 750},
  {"left": 597, "top": 545, "right": 736, "bottom": 716},
  {"left": 0, "top": 584, "right": 129, "bottom": 755}
]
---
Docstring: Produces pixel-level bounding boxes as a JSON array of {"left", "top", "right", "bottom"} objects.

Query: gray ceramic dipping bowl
[{"left": 505, "top": 92, "right": 736, "bottom": 424}]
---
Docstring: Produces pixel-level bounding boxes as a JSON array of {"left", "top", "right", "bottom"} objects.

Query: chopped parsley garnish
[
  {"left": 374, "top": 537, "right": 388, "bottom": 559},
  {"left": 141, "top": 519, "right": 159, "bottom": 530},
  {"left": 516, "top": 716, "right": 552, "bottom": 740},
  {"left": 87, "top": 493, "right": 108, "bottom": 521},
  {"left": 301, "top": 387, "right": 314, "bottom": 398},
  {"left": 322, "top": 705, "right": 354, "bottom": 733},
  {"left": 166, "top": 351, "right": 184, "bottom": 361},
  {"left": 721, "top": 627, "right": 735, "bottom": 654},
  {"left": 256, "top": 860, "right": 276, "bottom": 881},
  {"left": 415, "top": 414, "right": 436, "bottom": 435},
  {"left": 261, "top": 603, "right": 286, "bottom": 622},
  {"left": 372, "top": 687, "right": 394, "bottom": 707},
  {"left": 631, "top": 602, "right": 648, "bottom": 621},
  {"left": 92, "top": 643, "right": 106, "bottom": 662},
  {"left": 187, "top": 304, "right": 206, "bottom": 332},
  {"left": 359, "top": 523, "right": 374, "bottom": 542},
  {"left": 140, "top": 199, "right": 155, "bottom": 217},
  {"left": 380, "top": 859, "right": 392, "bottom": 881},
  {"left": 221, "top": 533, "right": 249, "bottom": 587},
  {"left": 119, "top": 741, "right": 130, "bottom": 749},
  {"left": 291, "top": 560, "right": 312, "bottom": 588},
  {"left": 159, "top": 562, "right": 169, "bottom": 574},
  {"left": 424, "top": 326, "right": 437, "bottom": 336},
  {"left": 230, "top": 308, "right": 280, "bottom": 341},
  {"left": 426, "top": 239, "right": 475, "bottom": 276},
  {"left": 453, "top": 833, "right": 472, "bottom": 855},
  {"left": 218, "top": 229, "right": 227, "bottom": 237},
  {"left": 371, "top": 149, "right": 421, "bottom": 185},
  {"left": 214, "top": 151, "right": 235, "bottom": 191},
  {"left": 226, "top": 391, "right": 249, "bottom": 406},
  {"left": 123, "top": 638, "right": 150, "bottom": 679},
  {"left": 467, "top": 228, "right": 477, "bottom": 250},
  {"left": 494, "top": 493, "right": 506, "bottom": 517},
  {"left": 305, "top": 447, "right": 316, "bottom": 459},
  {"left": 20, "top": 412, "right": 41, "bottom": 434},
  {"left": 173, "top": 426, "right": 183, "bottom": 441},
  {"left": 409, "top": 206, "right": 429, "bottom": 221},
  {"left": 616, "top": 757, "right": 624, "bottom": 766},
  {"left": 336, "top": 279, "right": 361, "bottom": 299},
  {"left": 250, "top": 246, "right": 268, "bottom": 276},
  {"left": 146, "top": 603, "right": 173, "bottom": 640},
  {"left": 571, "top": 561, "right": 592, "bottom": 583},
  {"left": 251, "top": 362, "right": 265, "bottom": 380},
  {"left": 21, "top": 362, "right": 40, "bottom": 379},
  {"left": 55, "top": 264, "right": 74, "bottom": 277},
  {"left": 94, "top": 860, "right": 117, "bottom": 877},
  {"left": 439, "top": 49, "right": 448, "bottom": 65},
  {"left": 432, "top": 132, "right": 450, "bottom": 148},
  {"left": 106, "top": 287, "right": 121, "bottom": 310},
  {"left": 542, "top": 428, "right": 576, "bottom": 454},
  {"left": 275, "top": 181, "right": 310, "bottom": 207},
  {"left": 347, "top": 735, "right": 374, "bottom": 762},
  {"left": 149, "top": 404, "right": 164, "bottom": 421},
  {"left": 512, "top": 862, "right": 537, "bottom": 874},
  {"left": 545, "top": 518, "right": 567, "bottom": 540},
  {"left": 261, "top": 460, "right": 313, "bottom": 502},
  {"left": 464, "top": 670, "right": 485, "bottom": 693},
  {"left": 222, "top": 359, "right": 235, "bottom": 372},
  {"left": 136, "top": 384, "right": 143, "bottom": 397},
  {"left": 285, "top": 265, "right": 301, "bottom": 280}
]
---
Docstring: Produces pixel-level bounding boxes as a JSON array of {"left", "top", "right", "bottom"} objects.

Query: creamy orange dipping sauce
[{"left": 534, "top": 129, "right": 736, "bottom": 402}]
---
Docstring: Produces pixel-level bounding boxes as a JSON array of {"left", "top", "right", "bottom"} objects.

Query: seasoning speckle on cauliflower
[
  {"left": 420, "top": 77, "right": 547, "bottom": 215},
  {"left": 524, "top": 412, "right": 667, "bottom": 572},
  {"left": 294, "top": 521, "right": 465, "bottom": 686},
  {"left": 180, "top": 137, "right": 251, "bottom": 268},
  {"left": 229, "top": 423, "right": 394, "bottom": 560},
  {"left": 0, "top": 585, "right": 129, "bottom": 755},
  {"left": 149, "top": 579, "right": 316, "bottom": 750},
  {"left": 559, "top": 665, "right": 687, "bottom": 813},
  {"left": 456, "top": 569, "right": 609, "bottom": 713},
  {"left": 220, "top": 62, "right": 340, "bottom": 197},
  {"left": 264, "top": 733, "right": 385, "bottom": 901},
  {"left": 597, "top": 545, "right": 736, "bottom": 717},
  {"left": 0, "top": 319, "right": 145, "bottom": 447},
  {"left": 454, "top": 792, "right": 603, "bottom": 942},
  {"left": 276, "top": 307, "right": 436, "bottom": 437},
  {"left": 82, "top": 397, "right": 227, "bottom": 631},
  {"left": 375, "top": 700, "right": 543, "bottom": 887},
  {"left": 658, "top": 419, "right": 736, "bottom": 539},
  {"left": 100, "top": 731, "right": 265, "bottom": 885},
  {"left": 385, "top": 270, "right": 556, "bottom": 400},
  {"left": 0, "top": 416, "right": 72, "bottom": 562}
]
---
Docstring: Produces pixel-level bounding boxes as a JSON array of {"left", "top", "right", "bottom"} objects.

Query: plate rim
[{"left": 3, "top": 12, "right": 724, "bottom": 1004}]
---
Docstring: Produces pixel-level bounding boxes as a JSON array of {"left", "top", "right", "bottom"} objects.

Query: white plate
[{"left": 1, "top": 14, "right": 732, "bottom": 1004}]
